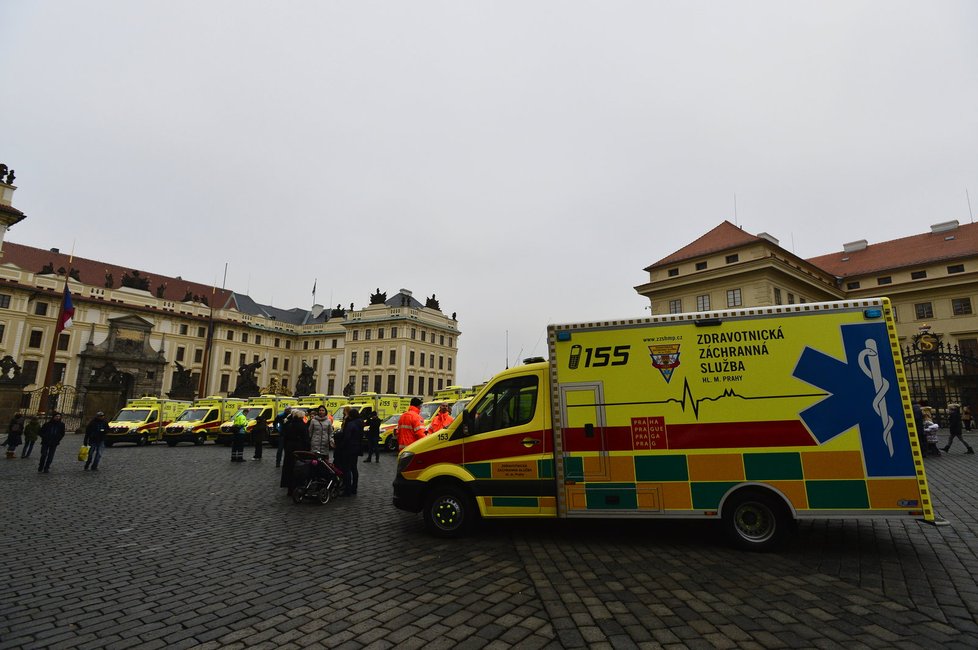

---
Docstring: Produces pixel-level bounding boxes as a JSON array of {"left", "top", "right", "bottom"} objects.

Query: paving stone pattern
[{"left": 2, "top": 432, "right": 978, "bottom": 649}]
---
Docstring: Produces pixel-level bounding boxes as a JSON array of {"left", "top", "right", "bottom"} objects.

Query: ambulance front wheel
[
  {"left": 423, "top": 484, "right": 476, "bottom": 538},
  {"left": 722, "top": 489, "right": 791, "bottom": 552}
]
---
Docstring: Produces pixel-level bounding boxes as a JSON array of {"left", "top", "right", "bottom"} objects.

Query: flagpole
[
  {"left": 40, "top": 276, "right": 72, "bottom": 415},
  {"left": 197, "top": 284, "right": 217, "bottom": 398}
]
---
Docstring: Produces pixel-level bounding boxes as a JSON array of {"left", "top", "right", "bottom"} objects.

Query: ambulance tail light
[{"left": 695, "top": 318, "right": 722, "bottom": 327}]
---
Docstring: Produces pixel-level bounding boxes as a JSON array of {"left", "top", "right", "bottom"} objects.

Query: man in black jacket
[
  {"left": 38, "top": 412, "right": 66, "bottom": 473},
  {"left": 84, "top": 411, "right": 110, "bottom": 471}
]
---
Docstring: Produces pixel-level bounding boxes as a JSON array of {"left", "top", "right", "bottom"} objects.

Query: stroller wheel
[
  {"left": 292, "top": 486, "right": 306, "bottom": 504},
  {"left": 331, "top": 478, "right": 344, "bottom": 500},
  {"left": 318, "top": 483, "right": 331, "bottom": 504}
]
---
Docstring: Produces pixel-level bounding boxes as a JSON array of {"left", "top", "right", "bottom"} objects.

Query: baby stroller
[{"left": 292, "top": 450, "right": 344, "bottom": 504}]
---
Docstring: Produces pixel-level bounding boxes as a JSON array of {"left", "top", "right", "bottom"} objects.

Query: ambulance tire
[
  {"left": 194, "top": 436, "right": 205, "bottom": 446},
  {"left": 722, "top": 489, "right": 791, "bottom": 552},
  {"left": 167, "top": 441, "right": 177, "bottom": 447},
  {"left": 385, "top": 436, "right": 397, "bottom": 452},
  {"left": 423, "top": 484, "right": 476, "bottom": 538}
]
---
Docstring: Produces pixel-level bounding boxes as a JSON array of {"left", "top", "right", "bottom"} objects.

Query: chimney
[
  {"left": 843, "top": 240, "right": 868, "bottom": 253},
  {"left": 930, "top": 220, "right": 959, "bottom": 234},
  {"left": 756, "top": 232, "right": 779, "bottom": 246}
]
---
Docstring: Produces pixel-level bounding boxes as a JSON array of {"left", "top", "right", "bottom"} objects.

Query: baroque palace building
[
  {"left": 0, "top": 173, "right": 459, "bottom": 410},
  {"left": 635, "top": 220, "right": 978, "bottom": 408}
]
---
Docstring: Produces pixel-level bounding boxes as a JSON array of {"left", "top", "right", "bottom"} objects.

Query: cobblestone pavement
[{"left": 2, "top": 432, "right": 978, "bottom": 649}]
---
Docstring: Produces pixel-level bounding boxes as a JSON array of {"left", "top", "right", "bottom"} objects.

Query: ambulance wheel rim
[
  {"left": 431, "top": 495, "right": 464, "bottom": 532},
  {"left": 733, "top": 502, "right": 774, "bottom": 542}
]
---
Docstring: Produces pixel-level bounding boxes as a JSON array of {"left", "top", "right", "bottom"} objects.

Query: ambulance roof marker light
[
  {"left": 556, "top": 331, "right": 572, "bottom": 342},
  {"left": 863, "top": 308, "right": 883, "bottom": 319}
]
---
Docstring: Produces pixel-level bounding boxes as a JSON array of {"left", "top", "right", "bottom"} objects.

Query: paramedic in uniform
[
  {"left": 397, "top": 397, "right": 426, "bottom": 452},
  {"left": 428, "top": 403, "right": 454, "bottom": 434}
]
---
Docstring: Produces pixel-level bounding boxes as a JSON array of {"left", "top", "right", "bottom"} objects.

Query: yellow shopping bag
[{"left": 78, "top": 445, "right": 90, "bottom": 462}]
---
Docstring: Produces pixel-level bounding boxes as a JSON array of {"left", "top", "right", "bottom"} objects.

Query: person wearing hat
[
  {"left": 943, "top": 403, "right": 974, "bottom": 455},
  {"left": 37, "top": 412, "right": 66, "bottom": 473},
  {"left": 84, "top": 410, "right": 110, "bottom": 471}
]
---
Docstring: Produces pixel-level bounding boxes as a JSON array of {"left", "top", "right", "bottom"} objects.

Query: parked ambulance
[
  {"left": 106, "top": 398, "right": 190, "bottom": 446},
  {"left": 163, "top": 397, "right": 245, "bottom": 446},
  {"left": 393, "top": 299, "right": 937, "bottom": 551},
  {"left": 217, "top": 395, "right": 298, "bottom": 445}
]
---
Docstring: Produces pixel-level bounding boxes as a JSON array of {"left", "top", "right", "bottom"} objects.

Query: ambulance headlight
[{"left": 397, "top": 452, "right": 414, "bottom": 473}]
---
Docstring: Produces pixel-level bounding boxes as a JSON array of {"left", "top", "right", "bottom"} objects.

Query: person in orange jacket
[
  {"left": 428, "top": 403, "right": 454, "bottom": 434},
  {"left": 397, "top": 397, "right": 426, "bottom": 452}
]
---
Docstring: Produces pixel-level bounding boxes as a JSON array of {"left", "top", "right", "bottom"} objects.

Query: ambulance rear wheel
[
  {"left": 166, "top": 441, "right": 177, "bottom": 447},
  {"left": 722, "top": 489, "right": 790, "bottom": 552},
  {"left": 423, "top": 485, "right": 475, "bottom": 538},
  {"left": 385, "top": 437, "right": 397, "bottom": 452}
]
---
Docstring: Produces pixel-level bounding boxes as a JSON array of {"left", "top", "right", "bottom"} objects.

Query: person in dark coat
[
  {"left": 943, "top": 403, "right": 974, "bottom": 454},
  {"left": 251, "top": 414, "right": 269, "bottom": 461},
  {"left": 361, "top": 407, "right": 381, "bottom": 463},
  {"left": 37, "top": 412, "right": 66, "bottom": 473},
  {"left": 83, "top": 411, "right": 109, "bottom": 471},
  {"left": 22, "top": 416, "right": 40, "bottom": 459},
  {"left": 279, "top": 409, "right": 310, "bottom": 495},
  {"left": 5, "top": 413, "right": 24, "bottom": 457},
  {"left": 274, "top": 407, "right": 291, "bottom": 468},
  {"left": 335, "top": 408, "right": 362, "bottom": 495}
]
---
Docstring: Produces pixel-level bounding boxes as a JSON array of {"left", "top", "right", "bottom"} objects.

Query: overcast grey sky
[{"left": 2, "top": 1, "right": 977, "bottom": 386}]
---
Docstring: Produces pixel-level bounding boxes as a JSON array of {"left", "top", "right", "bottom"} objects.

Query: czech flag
[{"left": 56, "top": 286, "right": 75, "bottom": 333}]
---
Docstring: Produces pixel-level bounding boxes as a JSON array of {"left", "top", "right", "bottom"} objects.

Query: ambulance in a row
[
  {"left": 106, "top": 398, "right": 190, "bottom": 446},
  {"left": 217, "top": 395, "right": 298, "bottom": 445},
  {"left": 393, "top": 299, "right": 938, "bottom": 551},
  {"left": 163, "top": 397, "right": 245, "bottom": 446}
]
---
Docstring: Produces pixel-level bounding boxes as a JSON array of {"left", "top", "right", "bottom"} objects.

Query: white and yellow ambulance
[
  {"left": 394, "top": 299, "right": 937, "bottom": 550},
  {"left": 163, "top": 397, "right": 245, "bottom": 446},
  {"left": 106, "top": 398, "right": 190, "bottom": 446}
]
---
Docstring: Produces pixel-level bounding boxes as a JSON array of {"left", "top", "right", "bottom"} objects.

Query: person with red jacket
[
  {"left": 397, "top": 397, "right": 425, "bottom": 452},
  {"left": 428, "top": 403, "right": 454, "bottom": 434}
]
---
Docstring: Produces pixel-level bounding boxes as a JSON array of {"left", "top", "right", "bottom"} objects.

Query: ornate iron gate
[
  {"left": 902, "top": 342, "right": 978, "bottom": 424},
  {"left": 22, "top": 384, "right": 82, "bottom": 432}
]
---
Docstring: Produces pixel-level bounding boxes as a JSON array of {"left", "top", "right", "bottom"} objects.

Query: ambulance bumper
[{"left": 392, "top": 475, "right": 424, "bottom": 513}]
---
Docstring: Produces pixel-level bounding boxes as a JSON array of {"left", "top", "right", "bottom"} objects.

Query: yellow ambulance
[
  {"left": 393, "top": 299, "right": 936, "bottom": 551},
  {"left": 217, "top": 395, "right": 297, "bottom": 445},
  {"left": 163, "top": 397, "right": 245, "bottom": 446},
  {"left": 106, "top": 398, "right": 190, "bottom": 446}
]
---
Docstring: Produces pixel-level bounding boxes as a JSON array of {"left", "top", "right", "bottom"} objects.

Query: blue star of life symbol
[{"left": 792, "top": 322, "right": 916, "bottom": 478}]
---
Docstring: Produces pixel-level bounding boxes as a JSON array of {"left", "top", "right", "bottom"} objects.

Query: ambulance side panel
[{"left": 548, "top": 300, "right": 933, "bottom": 523}]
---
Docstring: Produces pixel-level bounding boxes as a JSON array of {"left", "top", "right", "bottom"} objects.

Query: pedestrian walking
[
  {"left": 251, "top": 414, "right": 269, "bottom": 460},
  {"left": 943, "top": 403, "right": 975, "bottom": 454},
  {"left": 21, "top": 416, "right": 39, "bottom": 459},
  {"left": 83, "top": 411, "right": 109, "bottom": 471},
  {"left": 274, "top": 407, "right": 291, "bottom": 468},
  {"left": 335, "top": 407, "right": 362, "bottom": 495},
  {"left": 362, "top": 407, "right": 381, "bottom": 462},
  {"left": 308, "top": 406, "right": 333, "bottom": 457},
  {"left": 280, "top": 409, "right": 310, "bottom": 496},
  {"left": 397, "top": 397, "right": 425, "bottom": 452},
  {"left": 231, "top": 410, "right": 248, "bottom": 462},
  {"left": 5, "top": 413, "right": 24, "bottom": 459},
  {"left": 37, "top": 412, "right": 66, "bottom": 473}
]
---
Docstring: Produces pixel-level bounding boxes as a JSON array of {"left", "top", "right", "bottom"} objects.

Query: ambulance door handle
[
  {"left": 521, "top": 437, "right": 540, "bottom": 447},
  {"left": 585, "top": 424, "right": 594, "bottom": 438}
]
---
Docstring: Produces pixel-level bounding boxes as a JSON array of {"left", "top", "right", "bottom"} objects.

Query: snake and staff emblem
[{"left": 857, "top": 338, "right": 894, "bottom": 456}]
